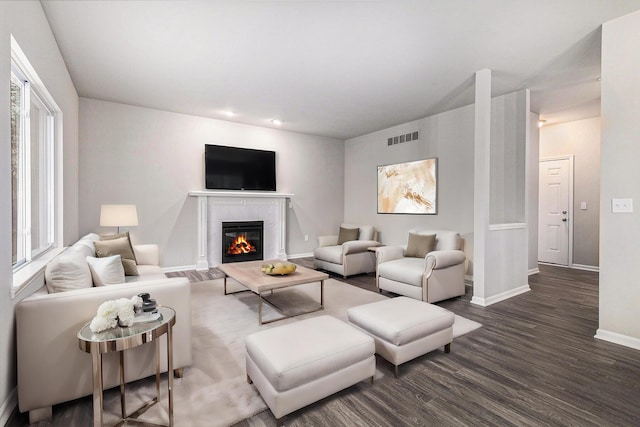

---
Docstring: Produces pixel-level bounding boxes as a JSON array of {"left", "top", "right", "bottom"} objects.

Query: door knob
[{"left": 562, "top": 210, "right": 567, "bottom": 214}]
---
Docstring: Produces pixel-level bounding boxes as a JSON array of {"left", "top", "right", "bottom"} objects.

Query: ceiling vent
[{"left": 387, "top": 131, "right": 419, "bottom": 146}]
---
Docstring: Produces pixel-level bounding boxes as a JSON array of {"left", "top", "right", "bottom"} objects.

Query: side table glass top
[{"left": 78, "top": 306, "right": 175, "bottom": 354}]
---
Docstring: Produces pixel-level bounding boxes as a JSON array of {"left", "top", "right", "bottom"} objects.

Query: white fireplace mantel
[{"left": 188, "top": 191, "right": 294, "bottom": 270}]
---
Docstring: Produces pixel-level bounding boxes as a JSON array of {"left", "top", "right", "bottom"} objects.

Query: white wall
[
  {"left": 540, "top": 117, "right": 601, "bottom": 268},
  {"left": 78, "top": 99, "right": 345, "bottom": 267},
  {"left": 598, "top": 10, "right": 640, "bottom": 348},
  {"left": 0, "top": 1, "right": 79, "bottom": 421},
  {"left": 344, "top": 105, "right": 475, "bottom": 275}
]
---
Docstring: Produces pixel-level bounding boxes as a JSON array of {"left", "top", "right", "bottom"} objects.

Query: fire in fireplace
[{"left": 221, "top": 221, "right": 264, "bottom": 263}]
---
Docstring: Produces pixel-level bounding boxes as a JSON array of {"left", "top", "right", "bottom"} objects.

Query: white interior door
[{"left": 538, "top": 158, "right": 571, "bottom": 265}]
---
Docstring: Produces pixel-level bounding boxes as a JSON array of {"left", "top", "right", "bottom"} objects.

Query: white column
[
  {"left": 472, "top": 68, "right": 491, "bottom": 305},
  {"left": 195, "top": 195, "right": 209, "bottom": 271},
  {"left": 276, "top": 197, "right": 287, "bottom": 259}
]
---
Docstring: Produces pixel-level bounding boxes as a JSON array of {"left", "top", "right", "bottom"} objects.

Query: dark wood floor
[
  {"left": 232, "top": 262, "right": 640, "bottom": 427},
  {"left": 7, "top": 263, "right": 640, "bottom": 426}
]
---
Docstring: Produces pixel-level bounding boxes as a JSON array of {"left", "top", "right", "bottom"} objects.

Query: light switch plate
[
  {"left": 580, "top": 202, "right": 587, "bottom": 210},
  {"left": 612, "top": 198, "right": 633, "bottom": 213}
]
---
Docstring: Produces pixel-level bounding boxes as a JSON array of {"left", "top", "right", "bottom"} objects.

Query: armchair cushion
[
  {"left": 337, "top": 226, "right": 360, "bottom": 244},
  {"left": 313, "top": 245, "right": 344, "bottom": 265},
  {"left": 405, "top": 233, "right": 435, "bottom": 258},
  {"left": 377, "top": 257, "right": 424, "bottom": 287}
]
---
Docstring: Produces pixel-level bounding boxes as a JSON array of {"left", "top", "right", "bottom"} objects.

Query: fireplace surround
[{"left": 188, "top": 190, "right": 294, "bottom": 269}]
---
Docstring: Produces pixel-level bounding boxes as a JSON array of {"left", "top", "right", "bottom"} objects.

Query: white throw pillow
[
  {"left": 86, "top": 255, "right": 126, "bottom": 286},
  {"left": 45, "top": 251, "right": 93, "bottom": 293},
  {"left": 358, "top": 225, "right": 375, "bottom": 241}
]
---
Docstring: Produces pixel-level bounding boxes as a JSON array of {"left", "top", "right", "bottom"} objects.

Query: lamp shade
[{"left": 100, "top": 204, "right": 138, "bottom": 227}]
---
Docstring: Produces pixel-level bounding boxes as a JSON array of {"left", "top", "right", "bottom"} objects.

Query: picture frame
[{"left": 377, "top": 158, "right": 437, "bottom": 214}]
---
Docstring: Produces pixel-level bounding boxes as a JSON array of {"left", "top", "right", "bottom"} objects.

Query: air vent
[{"left": 387, "top": 131, "right": 419, "bottom": 146}]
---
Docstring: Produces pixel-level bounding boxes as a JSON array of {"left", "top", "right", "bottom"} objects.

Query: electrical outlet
[
  {"left": 304, "top": 235, "right": 309, "bottom": 241},
  {"left": 612, "top": 198, "right": 633, "bottom": 213}
]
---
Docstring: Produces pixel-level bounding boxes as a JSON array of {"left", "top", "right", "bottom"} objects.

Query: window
[{"left": 11, "top": 43, "right": 57, "bottom": 272}]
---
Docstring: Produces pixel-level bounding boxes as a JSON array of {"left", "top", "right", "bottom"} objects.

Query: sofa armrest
[
  {"left": 16, "top": 277, "right": 191, "bottom": 414},
  {"left": 342, "top": 240, "right": 379, "bottom": 255},
  {"left": 375, "top": 245, "right": 405, "bottom": 264},
  {"left": 425, "top": 250, "right": 466, "bottom": 273},
  {"left": 133, "top": 244, "right": 160, "bottom": 266},
  {"left": 317, "top": 235, "right": 339, "bottom": 247}
]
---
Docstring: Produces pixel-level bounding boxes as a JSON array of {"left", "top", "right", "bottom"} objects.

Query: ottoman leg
[
  {"left": 394, "top": 365, "right": 399, "bottom": 378},
  {"left": 445, "top": 343, "right": 451, "bottom": 353}
]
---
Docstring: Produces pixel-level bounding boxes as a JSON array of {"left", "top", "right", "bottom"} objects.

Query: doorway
[{"left": 538, "top": 156, "right": 573, "bottom": 266}]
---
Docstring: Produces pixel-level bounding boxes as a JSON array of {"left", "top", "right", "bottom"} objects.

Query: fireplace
[{"left": 221, "top": 221, "right": 264, "bottom": 263}]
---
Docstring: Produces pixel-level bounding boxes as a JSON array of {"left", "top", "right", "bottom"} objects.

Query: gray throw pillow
[
  {"left": 337, "top": 227, "right": 360, "bottom": 245},
  {"left": 94, "top": 235, "right": 139, "bottom": 276},
  {"left": 405, "top": 233, "right": 436, "bottom": 258}
]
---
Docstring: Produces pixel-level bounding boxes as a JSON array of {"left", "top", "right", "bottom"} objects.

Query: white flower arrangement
[{"left": 90, "top": 295, "right": 142, "bottom": 333}]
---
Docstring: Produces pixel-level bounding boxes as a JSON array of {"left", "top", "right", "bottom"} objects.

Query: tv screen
[{"left": 205, "top": 145, "right": 276, "bottom": 191}]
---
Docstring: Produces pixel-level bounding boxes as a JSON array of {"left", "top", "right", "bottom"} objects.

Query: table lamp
[{"left": 100, "top": 204, "right": 138, "bottom": 234}]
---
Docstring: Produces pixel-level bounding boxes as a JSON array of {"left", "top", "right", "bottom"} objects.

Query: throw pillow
[
  {"left": 337, "top": 226, "right": 359, "bottom": 245},
  {"left": 86, "top": 255, "right": 126, "bottom": 286},
  {"left": 94, "top": 235, "right": 139, "bottom": 276},
  {"left": 100, "top": 232, "right": 138, "bottom": 261},
  {"left": 45, "top": 251, "right": 93, "bottom": 293},
  {"left": 405, "top": 233, "right": 436, "bottom": 258}
]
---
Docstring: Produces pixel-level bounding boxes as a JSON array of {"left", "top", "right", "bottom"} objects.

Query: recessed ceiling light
[
  {"left": 271, "top": 119, "right": 283, "bottom": 126},
  {"left": 224, "top": 111, "right": 235, "bottom": 117}
]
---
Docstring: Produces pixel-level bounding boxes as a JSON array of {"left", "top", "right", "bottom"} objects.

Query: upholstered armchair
[
  {"left": 376, "top": 230, "right": 466, "bottom": 303},
  {"left": 313, "top": 224, "right": 380, "bottom": 278}
]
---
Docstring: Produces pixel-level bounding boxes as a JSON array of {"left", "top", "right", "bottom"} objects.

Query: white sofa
[
  {"left": 376, "top": 230, "right": 466, "bottom": 303},
  {"left": 15, "top": 234, "right": 192, "bottom": 423},
  {"left": 313, "top": 224, "right": 380, "bottom": 278}
]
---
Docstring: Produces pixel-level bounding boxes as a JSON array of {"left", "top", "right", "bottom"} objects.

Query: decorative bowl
[{"left": 261, "top": 262, "right": 297, "bottom": 275}]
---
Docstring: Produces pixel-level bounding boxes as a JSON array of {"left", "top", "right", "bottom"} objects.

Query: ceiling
[{"left": 41, "top": 1, "right": 640, "bottom": 140}]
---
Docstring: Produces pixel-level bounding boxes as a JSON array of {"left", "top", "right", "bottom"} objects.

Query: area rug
[{"left": 100, "top": 278, "right": 481, "bottom": 426}]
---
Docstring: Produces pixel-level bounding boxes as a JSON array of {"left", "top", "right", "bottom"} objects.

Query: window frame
[{"left": 10, "top": 35, "right": 63, "bottom": 298}]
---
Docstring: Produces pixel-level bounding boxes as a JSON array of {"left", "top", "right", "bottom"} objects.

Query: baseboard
[
  {"left": 595, "top": 329, "right": 640, "bottom": 350},
  {"left": 0, "top": 388, "right": 17, "bottom": 427},
  {"left": 571, "top": 264, "right": 599, "bottom": 272},
  {"left": 163, "top": 264, "right": 197, "bottom": 273},
  {"left": 528, "top": 267, "right": 540, "bottom": 275},
  {"left": 471, "top": 284, "right": 531, "bottom": 307},
  {"left": 287, "top": 252, "right": 314, "bottom": 259}
]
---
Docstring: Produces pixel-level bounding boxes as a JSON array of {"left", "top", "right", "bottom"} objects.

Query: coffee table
[{"left": 218, "top": 259, "right": 329, "bottom": 325}]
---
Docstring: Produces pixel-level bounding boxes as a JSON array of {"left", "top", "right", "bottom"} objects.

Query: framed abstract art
[{"left": 377, "top": 158, "right": 437, "bottom": 214}]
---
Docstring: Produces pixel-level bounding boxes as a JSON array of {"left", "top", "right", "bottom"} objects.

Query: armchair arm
[
  {"left": 342, "top": 240, "right": 380, "bottom": 255},
  {"left": 317, "top": 235, "right": 339, "bottom": 247},
  {"left": 424, "top": 250, "right": 465, "bottom": 273},
  {"left": 133, "top": 244, "right": 160, "bottom": 266},
  {"left": 375, "top": 245, "right": 405, "bottom": 264}
]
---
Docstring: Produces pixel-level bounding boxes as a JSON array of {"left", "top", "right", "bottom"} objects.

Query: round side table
[{"left": 78, "top": 306, "right": 175, "bottom": 427}]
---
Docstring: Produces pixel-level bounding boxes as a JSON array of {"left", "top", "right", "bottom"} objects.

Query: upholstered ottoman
[
  {"left": 347, "top": 297, "right": 455, "bottom": 377},
  {"left": 245, "top": 315, "right": 375, "bottom": 421}
]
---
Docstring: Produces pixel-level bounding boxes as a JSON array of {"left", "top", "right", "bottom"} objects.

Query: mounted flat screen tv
[{"left": 205, "top": 144, "right": 276, "bottom": 191}]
